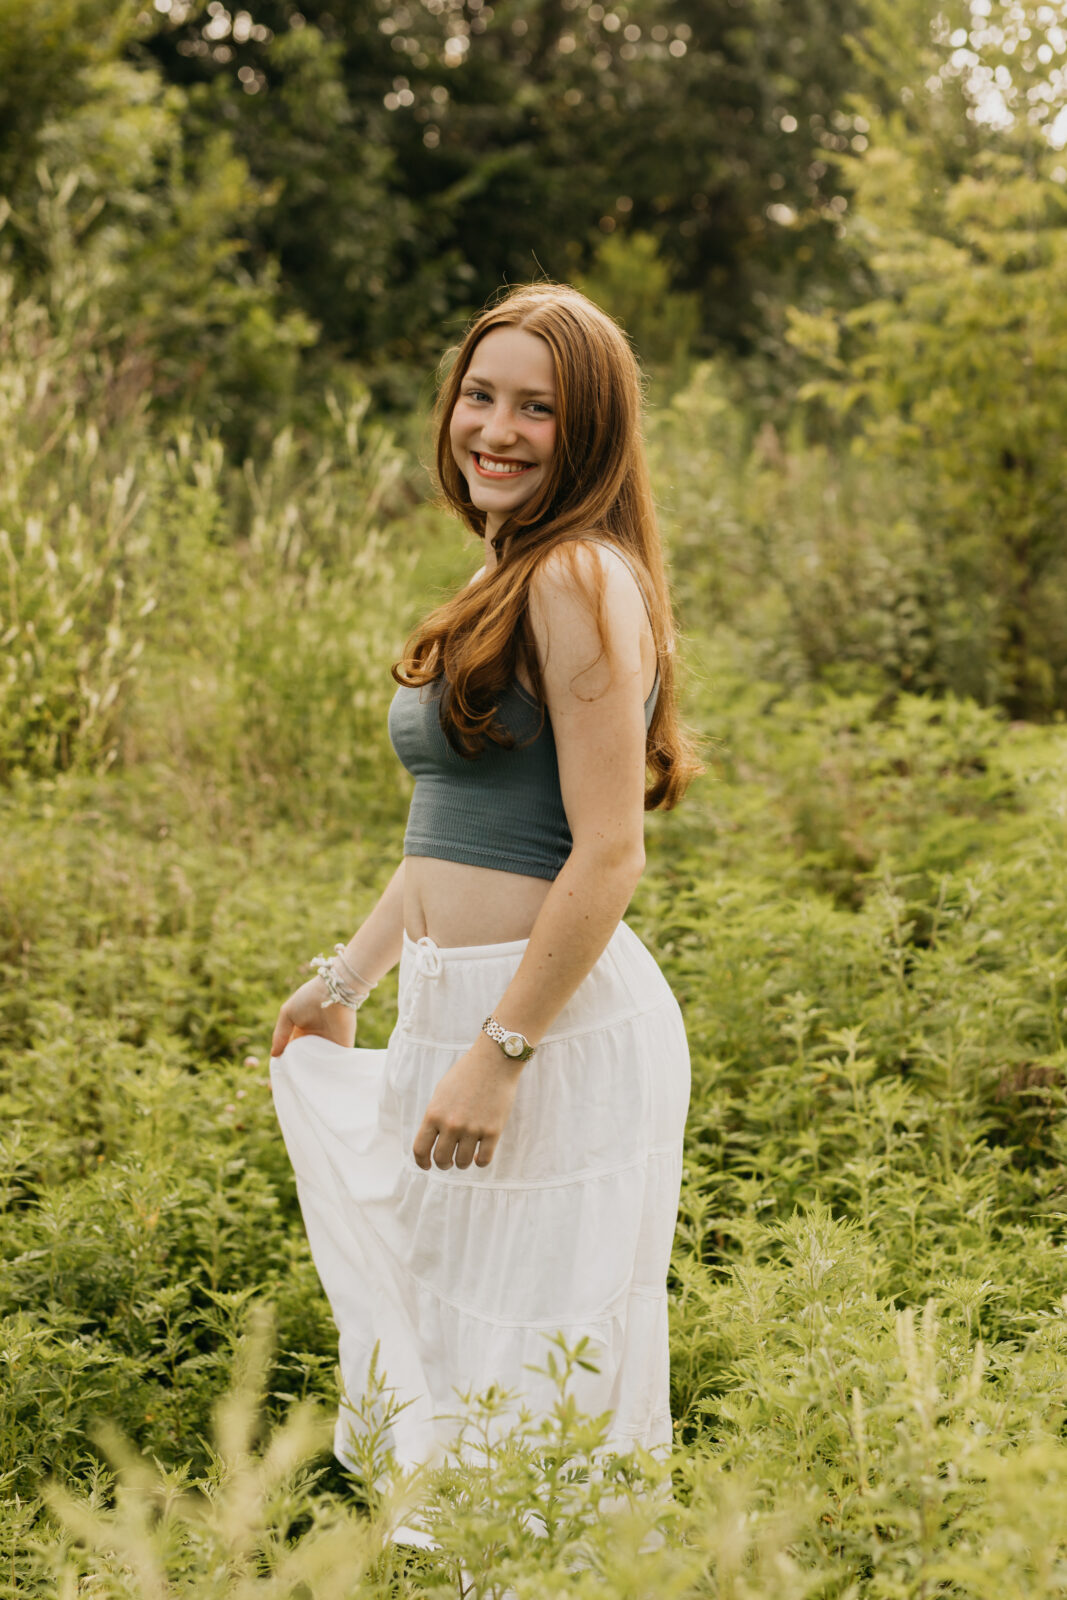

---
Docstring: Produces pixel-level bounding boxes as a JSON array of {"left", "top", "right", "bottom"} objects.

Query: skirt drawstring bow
[{"left": 400, "top": 934, "right": 443, "bottom": 1030}]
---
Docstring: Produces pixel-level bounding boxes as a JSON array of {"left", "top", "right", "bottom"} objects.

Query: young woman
[{"left": 269, "top": 283, "right": 699, "bottom": 1478}]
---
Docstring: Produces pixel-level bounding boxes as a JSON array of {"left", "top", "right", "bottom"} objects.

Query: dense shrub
[
  {"left": 785, "top": 2, "right": 1067, "bottom": 717},
  {"left": 6, "top": 13, "right": 1067, "bottom": 1571},
  {"left": 0, "top": 263, "right": 421, "bottom": 823},
  {"left": 6, "top": 631, "right": 1067, "bottom": 1592}
]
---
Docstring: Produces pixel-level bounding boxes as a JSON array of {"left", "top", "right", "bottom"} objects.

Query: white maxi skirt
[{"left": 270, "top": 919, "right": 690, "bottom": 1472}]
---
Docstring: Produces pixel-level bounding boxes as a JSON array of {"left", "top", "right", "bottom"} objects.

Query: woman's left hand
[
  {"left": 413, "top": 1036, "right": 524, "bottom": 1171},
  {"left": 269, "top": 976, "right": 357, "bottom": 1059}
]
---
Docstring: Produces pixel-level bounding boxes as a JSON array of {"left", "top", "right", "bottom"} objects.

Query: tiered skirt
[{"left": 270, "top": 919, "right": 690, "bottom": 1471}]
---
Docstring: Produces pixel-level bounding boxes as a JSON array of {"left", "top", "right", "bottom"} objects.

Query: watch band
[{"left": 482, "top": 1015, "right": 536, "bottom": 1062}]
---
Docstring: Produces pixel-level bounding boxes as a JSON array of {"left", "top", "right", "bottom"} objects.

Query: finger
[
  {"left": 433, "top": 1132, "right": 458, "bottom": 1170},
  {"left": 453, "top": 1135, "right": 480, "bottom": 1171},
  {"left": 412, "top": 1120, "right": 438, "bottom": 1171},
  {"left": 270, "top": 1008, "right": 293, "bottom": 1060},
  {"left": 474, "top": 1136, "right": 497, "bottom": 1167}
]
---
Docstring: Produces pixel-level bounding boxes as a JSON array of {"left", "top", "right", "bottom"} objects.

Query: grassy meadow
[{"left": 6, "top": 282, "right": 1067, "bottom": 1597}]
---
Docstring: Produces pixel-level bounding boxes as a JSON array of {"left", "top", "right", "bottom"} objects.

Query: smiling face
[{"left": 448, "top": 325, "right": 558, "bottom": 547}]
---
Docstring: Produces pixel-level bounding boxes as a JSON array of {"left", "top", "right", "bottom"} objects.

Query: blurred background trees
[
  {"left": 2, "top": 0, "right": 1067, "bottom": 743},
  {"left": 140, "top": 0, "right": 876, "bottom": 376},
  {"left": 1, "top": 0, "right": 880, "bottom": 431}
]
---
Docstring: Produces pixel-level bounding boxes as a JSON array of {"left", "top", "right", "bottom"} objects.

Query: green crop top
[{"left": 387, "top": 544, "right": 660, "bottom": 882}]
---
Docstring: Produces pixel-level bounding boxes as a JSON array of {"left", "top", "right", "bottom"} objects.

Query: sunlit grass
[{"left": 6, "top": 270, "right": 1067, "bottom": 1595}]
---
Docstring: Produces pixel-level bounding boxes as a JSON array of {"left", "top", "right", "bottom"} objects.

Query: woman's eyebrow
[{"left": 463, "top": 373, "right": 555, "bottom": 399}]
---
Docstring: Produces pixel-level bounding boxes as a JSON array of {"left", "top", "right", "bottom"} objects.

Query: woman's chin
[{"left": 472, "top": 490, "right": 539, "bottom": 525}]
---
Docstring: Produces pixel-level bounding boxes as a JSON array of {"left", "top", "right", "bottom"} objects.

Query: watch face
[{"left": 503, "top": 1034, "right": 524, "bottom": 1058}]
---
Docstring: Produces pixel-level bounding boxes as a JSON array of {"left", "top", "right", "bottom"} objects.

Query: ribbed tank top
[{"left": 387, "top": 543, "right": 660, "bottom": 882}]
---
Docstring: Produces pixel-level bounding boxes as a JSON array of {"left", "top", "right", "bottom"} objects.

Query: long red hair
[{"left": 393, "top": 283, "right": 701, "bottom": 810}]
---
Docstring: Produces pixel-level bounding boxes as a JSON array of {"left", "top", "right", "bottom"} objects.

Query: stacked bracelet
[
  {"left": 309, "top": 945, "right": 377, "bottom": 1012},
  {"left": 331, "top": 944, "right": 376, "bottom": 994}
]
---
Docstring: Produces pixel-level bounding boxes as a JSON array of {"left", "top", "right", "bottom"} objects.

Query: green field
[
  {"left": 5, "top": 0, "right": 1067, "bottom": 1589},
  {"left": 6, "top": 400, "right": 1067, "bottom": 1591}
]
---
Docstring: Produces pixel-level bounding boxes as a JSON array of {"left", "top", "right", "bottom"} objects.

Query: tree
[
  {"left": 0, "top": 6, "right": 318, "bottom": 453},
  {"left": 140, "top": 0, "right": 877, "bottom": 375},
  {"left": 787, "top": 0, "right": 1067, "bottom": 715}
]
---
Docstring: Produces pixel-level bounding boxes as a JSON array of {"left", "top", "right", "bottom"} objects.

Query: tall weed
[
  {"left": 651, "top": 361, "right": 988, "bottom": 702},
  {"left": 0, "top": 269, "right": 157, "bottom": 779},
  {"left": 0, "top": 262, "right": 426, "bottom": 825},
  {"left": 8, "top": 267, "right": 1067, "bottom": 1594}
]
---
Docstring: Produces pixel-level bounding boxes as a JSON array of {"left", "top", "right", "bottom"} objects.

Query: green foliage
[
  {"left": 182, "top": 18, "right": 409, "bottom": 379},
  {"left": 27, "top": 1316, "right": 692, "bottom": 1598},
  {"left": 0, "top": 26, "right": 318, "bottom": 454},
  {"left": 10, "top": 7, "right": 1067, "bottom": 1584},
  {"left": 0, "top": 0, "right": 141, "bottom": 198},
  {"left": 650, "top": 359, "right": 964, "bottom": 699},
  {"left": 6, "top": 347, "right": 1067, "bottom": 1600},
  {"left": 7, "top": 522, "right": 1067, "bottom": 1589},
  {"left": 2, "top": 0, "right": 877, "bottom": 402},
  {"left": 575, "top": 231, "right": 701, "bottom": 383},
  {"left": 0, "top": 267, "right": 158, "bottom": 780},
  {"left": 785, "top": 0, "right": 1067, "bottom": 715},
  {"left": 135, "top": 0, "right": 873, "bottom": 375},
  {"left": 0, "top": 258, "right": 423, "bottom": 811},
  {"left": 126, "top": 390, "right": 426, "bottom": 829}
]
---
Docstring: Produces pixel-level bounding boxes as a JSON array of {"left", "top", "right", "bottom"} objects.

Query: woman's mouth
[{"left": 472, "top": 452, "right": 535, "bottom": 479}]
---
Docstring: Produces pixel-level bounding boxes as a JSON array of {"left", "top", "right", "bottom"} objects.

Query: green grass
[
  {"left": 6, "top": 643, "right": 1067, "bottom": 1594},
  {"left": 5, "top": 302, "right": 1067, "bottom": 1593}
]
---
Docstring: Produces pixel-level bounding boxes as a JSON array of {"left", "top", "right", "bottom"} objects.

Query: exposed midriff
[{"left": 394, "top": 661, "right": 658, "bottom": 947}]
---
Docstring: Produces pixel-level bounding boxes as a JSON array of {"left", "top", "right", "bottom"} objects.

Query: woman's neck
[
  {"left": 482, "top": 515, "right": 502, "bottom": 571},
  {"left": 481, "top": 512, "right": 543, "bottom": 570}
]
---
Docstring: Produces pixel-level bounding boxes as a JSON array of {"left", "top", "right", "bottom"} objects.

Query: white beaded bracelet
[
  {"left": 331, "top": 943, "right": 377, "bottom": 994},
  {"left": 308, "top": 952, "right": 372, "bottom": 1012}
]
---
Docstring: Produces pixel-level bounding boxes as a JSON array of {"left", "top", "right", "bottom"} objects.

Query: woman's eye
[
  {"left": 528, "top": 403, "right": 553, "bottom": 416},
  {"left": 464, "top": 389, "right": 490, "bottom": 403}
]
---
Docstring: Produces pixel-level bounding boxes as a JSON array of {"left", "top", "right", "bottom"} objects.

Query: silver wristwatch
[{"left": 482, "top": 1015, "right": 536, "bottom": 1062}]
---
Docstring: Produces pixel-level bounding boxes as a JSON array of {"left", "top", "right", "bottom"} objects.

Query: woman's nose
[{"left": 481, "top": 403, "right": 519, "bottom": 447}]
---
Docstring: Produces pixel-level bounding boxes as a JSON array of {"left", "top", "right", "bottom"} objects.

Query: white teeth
[{"left": 476, "top": 454, "right": 530, "bottom": 475}]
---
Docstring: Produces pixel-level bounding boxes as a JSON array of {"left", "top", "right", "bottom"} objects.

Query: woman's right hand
[{"left": 269, "top": 976, "right": 358, "bottom": 1060}]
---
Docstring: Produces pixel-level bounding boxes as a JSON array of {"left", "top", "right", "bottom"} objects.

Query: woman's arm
[
  {"left": 480, "top": 542, "right": 650, "bottom": 1038},
  {"left": 269, "top": 859, "right": 407, "bottom": 1057},
  {"left": 412, "top": 543, "right": 652, "bottom": 1170}
]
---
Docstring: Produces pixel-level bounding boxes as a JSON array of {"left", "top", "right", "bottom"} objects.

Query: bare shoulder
[
  {"left": 527, "top": 538, "right": 649, "bottom": 696},
  {"left": 528, "top": 538, "right": 645, "bottom": 627}
]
